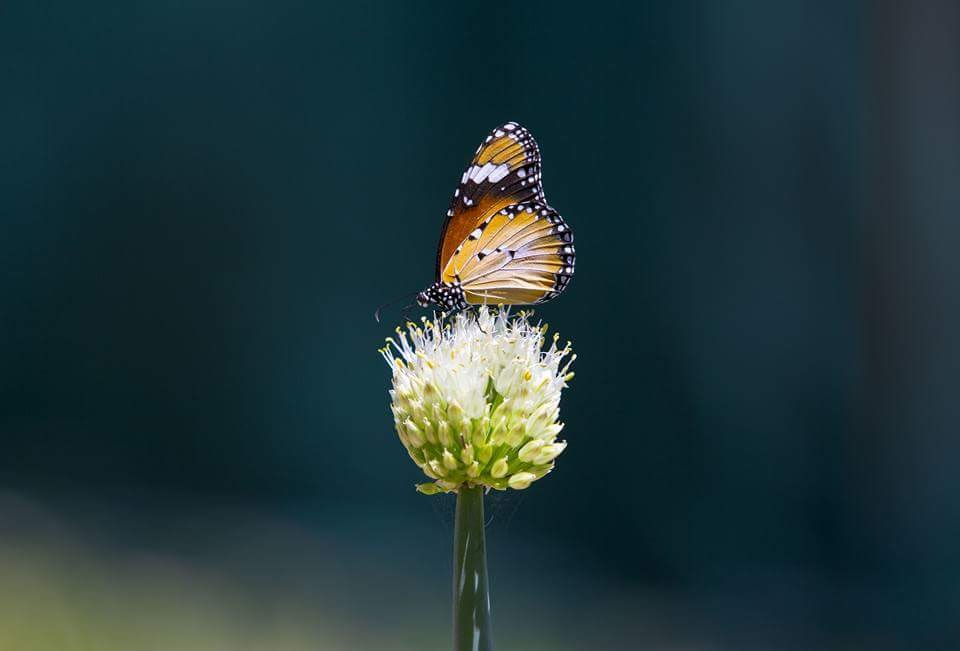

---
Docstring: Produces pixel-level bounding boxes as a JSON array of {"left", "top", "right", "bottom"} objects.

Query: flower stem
[{"left": 453, "top": 484, "right": 492, "bottom": 651}]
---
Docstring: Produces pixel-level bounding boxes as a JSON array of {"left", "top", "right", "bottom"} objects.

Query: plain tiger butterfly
[{"left": 414, "top": 122, "right": 575, "bottom": 312}]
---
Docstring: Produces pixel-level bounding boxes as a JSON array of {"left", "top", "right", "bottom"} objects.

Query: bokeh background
[{"left": 3, "top": 1, "right": 959, "bottom": 649}]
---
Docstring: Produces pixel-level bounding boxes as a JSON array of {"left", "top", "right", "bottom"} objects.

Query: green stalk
[{"left": 453, "top": 484, "right": 492, "bottom": 651}]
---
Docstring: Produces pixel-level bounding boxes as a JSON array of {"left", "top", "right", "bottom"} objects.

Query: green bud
[
  {"left": 504, "top": 421, "right": 525, "bottom": 447},
  {"left": 477, "top": 445, "right": 493, "bottom": 463},
  {"left": 490, "top": 457, "right": 509, "bottom": 478},
  {"left": 428, "top": 458, "right": 446, "bottom": 478},
  {"left": 508, "top": 472, "right": 536, "bottom": 490},
  {"left": 442, "top": 449, "right": 458, "bottom": 470},
  {"left": 539, "top": 422, "right": 565, "bottom": 441},
  {"left": 447, "top": 399, "right": 465, "bottom": 422},
  {"left": 534, "top": 441, "right": 566, "bottom": 465},
  {"left": 421, "top": 419, "right": 436, "bottom": 445},
  {"left": 524, "top": 403, "right": 552, "bottom": 436},
  {"left": 489, "top": 415, "right": 509, "bottom": 445},
  {"left": 472, "top": 415, "right": 491, "bottom": 447},
  {"left": 416, "top": 482, "right": 443, "bottom": 495},
  {"left": 408, "top": 397, "right": 425, "bottom": 420},
  {"left": 404, "top": 419, "right": 424, "bottom": 448},
  {"left": 518, "top": 439, "right": 544, "bottom": 462},
  {"left": 437, "top": 420, "right": 453, "bottom": 448}
]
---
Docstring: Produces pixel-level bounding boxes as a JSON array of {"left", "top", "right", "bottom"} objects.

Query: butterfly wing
[
  {"left": 436, "top": 122, "right": 545, "bottom": 283},
  {"left": 447, "top": 201, "right": 575, "bottom": 305}
]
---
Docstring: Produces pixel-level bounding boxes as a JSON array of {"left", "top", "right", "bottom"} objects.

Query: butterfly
[{"left": 415, "top": 122, "right": 575, "bottom": 312}]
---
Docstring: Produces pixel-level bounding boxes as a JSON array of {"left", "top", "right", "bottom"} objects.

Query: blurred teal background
[{"left": 2, "top": 1, "right": 959, "bottom": 649}]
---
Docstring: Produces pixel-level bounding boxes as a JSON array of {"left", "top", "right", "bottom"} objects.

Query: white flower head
[{"left": 381, "top": 306, "right": 575, "bottom": 494}]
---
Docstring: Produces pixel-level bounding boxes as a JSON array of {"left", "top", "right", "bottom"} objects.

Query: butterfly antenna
[{"left": 374, "top": 291, "right": 418, "bottom": 323}]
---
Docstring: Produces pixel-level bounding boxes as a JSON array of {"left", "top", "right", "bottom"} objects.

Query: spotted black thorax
[{"left": 416, "top": 282, "right": 468, "bottom": 312}]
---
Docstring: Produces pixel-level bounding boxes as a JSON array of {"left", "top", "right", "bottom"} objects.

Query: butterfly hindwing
[
  {"left": 436, "top": 122, "right": 545, "bottom": 282},
  {"left": 443, "top": 201, "right": 575, "bottom": 305}
]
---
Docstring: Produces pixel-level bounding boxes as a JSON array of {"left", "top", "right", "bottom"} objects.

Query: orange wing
[
  {"left": 436, "top": 122, "right": 544, "bottom": 283},
  {"left": 446, "top": 201, "right": 574, "bottom": 305}
]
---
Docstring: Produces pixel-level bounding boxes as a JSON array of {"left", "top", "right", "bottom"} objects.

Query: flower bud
[
  {"left": 490, "top": 457, "right": 509, "bottom": 479},
  {"left": 404, "top": 419, "right": 424, "bottom": 448},
  {"left": 477, "top": 445, "right": 493, "bottom": 464},
  {"left": 508, "top": 472, "right": 536, "bottom": 490},
  {"left": 437, "top": 420, "right": 453, "bottom": 448},
  {"left": 442, "top": 449, "right": 458, "bottom": 470},
  {"left": 416, "top": 482, "right": 443, "bottom": 495},
  {"left": 472, "top": 415, "right": 490, "bottom": 447},
  {"left": 489, "top": 415, "right": 509, "bottom": 445},
  {"left": 420, "top": 419, "right": 436, "bottom": 445},
  {"left": 518, "top": 439, "right": 545, "bottom": 462},
  {"left": 534, "top": 441, "right": 567, "bottom": 465},
  {"left": 447, "top": 399, "right": 465, "bottom": 422},
  {"left": 504, "top": 421, "right": 526, "bottom": 447},
  {"left": 428, "top": 458, "right": 446, "bottom": 478}
]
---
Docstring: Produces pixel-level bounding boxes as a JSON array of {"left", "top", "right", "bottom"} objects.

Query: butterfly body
[
  {"left": 417, "top": 122, "right": 575, "bottom": 311},
  {"left": 416, "top": 281, "right": 468, "bottom": 311}
]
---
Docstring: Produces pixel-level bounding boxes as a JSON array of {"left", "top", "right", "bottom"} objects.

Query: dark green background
[{"left": 3, "top": 1, "right": 959, "bottom": 649}]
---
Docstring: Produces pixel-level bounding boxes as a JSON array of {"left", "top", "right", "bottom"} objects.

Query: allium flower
[{"left": 381, "top": 306, "right": 575, "bottom": 495}]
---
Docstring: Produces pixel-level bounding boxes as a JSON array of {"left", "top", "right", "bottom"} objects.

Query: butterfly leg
[{"left": 468, "top": 305, "right": 491, "bottom": 334}]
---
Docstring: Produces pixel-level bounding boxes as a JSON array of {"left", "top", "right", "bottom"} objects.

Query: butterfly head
[{"left": 417, "top": 282, "right": 468, "bottom": 312}]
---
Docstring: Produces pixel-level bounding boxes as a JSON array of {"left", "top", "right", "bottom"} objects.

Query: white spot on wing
[
  {"left": 469, "top": 162, "right": 510, "bottom": 184},
  {"left": 487, "top": 164, "right": 510, "bottom": 183},
  {"left": 469, "top": 163, "right": 491, "bottom": 182}
]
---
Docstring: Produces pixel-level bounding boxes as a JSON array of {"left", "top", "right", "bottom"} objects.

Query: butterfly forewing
[{"left": 436, "top": 122, "right": 545, "bottom": 282}]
